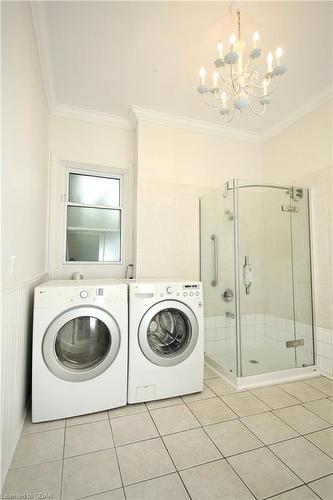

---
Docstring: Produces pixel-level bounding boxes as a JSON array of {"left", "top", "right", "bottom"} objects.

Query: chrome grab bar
[
  {"left": 243, "top": 256, "right": 253, "bottom": 295},
  {"left": 211, "top": 234, "right": 218, "bottom": 287}
]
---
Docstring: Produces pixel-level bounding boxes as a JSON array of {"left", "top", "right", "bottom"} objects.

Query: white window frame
[{"left": 63, "top": 166, "right": 124, "bottom": 265}]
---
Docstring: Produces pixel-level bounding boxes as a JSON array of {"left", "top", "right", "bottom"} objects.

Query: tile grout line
[
  {"left": 302, "top": 431, "right": 333, "bottom": 461},
  {"left": 300, "top": 398, "right": 333, "bottom": 426},
  {"left": 271, "top": 402, "right": 332, "bottom": 436},
  {"left": 263, "top": 484, "right": 319, "bottom": 500},
  {"left": 8, "top": 375, "right": 333, "bottom": 498},
  {"left": 107, "top": 412, "right": 127, "bottom": 499},
  {"left": 306, "top": 473, "right": 333, "bottom": 500},
  {"left": 276, "top": 382, "right": 329, "bottom": 403},
  {"left": 302, "top": 377, "right": 333, "bottom": 397},
  {"left": 11, "top": 408, "right": 330, "bottom": 475},
  {"left": 60, "top": 425, "right": 66, "bottom": 500},
  {"left": 181, "top": 389, "right": 332, "bottom": 497},
  {"left": 180, "top": 391, "right": 259, "bottom": 500},
  {"left": 238, "top": 411, "right": 301, "bottom": 446},
  {"left": 145, "top": 403, "right": 194, "bottom": 500}
]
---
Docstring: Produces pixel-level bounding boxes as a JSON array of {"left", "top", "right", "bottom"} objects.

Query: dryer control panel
[{"left": 131, "top": 281, "right": 202, "bottom": 300}]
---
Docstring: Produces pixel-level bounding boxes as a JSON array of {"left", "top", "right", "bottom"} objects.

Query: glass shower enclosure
[{"left": 200, "top": 179, "right": 316, "bottom": 386}]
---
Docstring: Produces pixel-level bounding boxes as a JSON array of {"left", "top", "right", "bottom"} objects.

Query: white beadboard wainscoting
[{"left": 1, "top": 274, "right": 48, "bottom": 486}]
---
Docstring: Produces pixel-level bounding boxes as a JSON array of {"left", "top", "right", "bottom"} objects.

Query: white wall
[
  {"left": 262, "top": 99, "right": 333, "bottom": 377},
  {"left": 48, "top": 115, "right": 134, "bottom": 279},
  {"left": 1, "top": 1, "right": 49, "bottom": 485},
  {"left": 134, "top": 120, "right": 262, "bottom": 279}
]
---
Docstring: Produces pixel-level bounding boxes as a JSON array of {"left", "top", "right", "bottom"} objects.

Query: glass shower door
[
  {"left": 200, "top": 187, "right": 237, "bottom": 374},
  {"left": 237, "top": 182, "right": 297, "bottom": 376},
  {"left": 290, "top": 189, "right": 315, "bottom": 368}
]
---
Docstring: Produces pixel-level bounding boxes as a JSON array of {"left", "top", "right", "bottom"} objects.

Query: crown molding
[
  {"left": 129, "top": 105, "right": 261, "bottom": 144},
  {"left": 31, "top": 1, "right": 56, "bottom": 111},
  {"left": 261, "top": 86, "right": 333, "bottom": 143},
  {"left": 31, "top": 1, "right": 332, "bottom": 144},
  {"left": 51, "top": 103, "right": 132, "bottom": 130}
]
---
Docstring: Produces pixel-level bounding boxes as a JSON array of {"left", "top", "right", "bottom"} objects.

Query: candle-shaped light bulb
[
  {"left": 217, "top": 41, "right": 223, "bottom": 59},
  {"left": 212, "top": 71, "right": 218, "bottom": 88},
  {"left": 199, "top": 66, "right": 206, "bottom": 85},
  {"left": 276, "top": 47, "right": 283, "bottom": 65},
  {"left": 267, "top": 52, "right": 273, "bottom": 73},
  {"left": 230, "top": 33, "right": 236, "bottom": 51},
  {"left": 253, "top": 31, "right": 260, "bottom": 49},
  {"left": 263, "top": 78, "right": 269, "bottom": 95},
  {"left": 221, "top": 91, "right": 227, "bottom": 106}
]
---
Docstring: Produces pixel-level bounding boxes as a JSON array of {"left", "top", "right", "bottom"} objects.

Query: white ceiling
[{"left": 36, "top": 1, "right": 332, "bottom": 134}]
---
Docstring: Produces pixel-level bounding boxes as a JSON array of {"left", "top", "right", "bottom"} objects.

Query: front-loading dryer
[
  {"left": 32, "top": 279, "right": 127, "bottom": 422},
  {"left": 126, "top": 280, "right": 204, "bottom": 403}
]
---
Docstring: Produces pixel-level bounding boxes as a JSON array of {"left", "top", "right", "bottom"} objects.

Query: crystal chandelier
[{"left": 197, "top": 8, "right": 287, "bottom": 122}]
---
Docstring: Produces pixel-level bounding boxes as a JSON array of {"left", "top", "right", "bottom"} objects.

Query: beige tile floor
[{"left": 3, "top": 369, "right": 333, "bottom": 500}]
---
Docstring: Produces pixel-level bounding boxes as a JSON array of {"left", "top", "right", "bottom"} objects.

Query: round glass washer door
[
  {"left": 43, "top": 306, "right": 120, "bottom": 382},
  {"left": 138, "top": 300, "right": 198, "bottom": 366}
]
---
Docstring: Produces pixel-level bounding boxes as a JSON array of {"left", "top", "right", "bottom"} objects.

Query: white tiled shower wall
[
  {"left": 316, "top": 326, "right": 333, "bottom": 377},
  {"left": 204, "top": 313, "right": 333, "bottom": 377}
]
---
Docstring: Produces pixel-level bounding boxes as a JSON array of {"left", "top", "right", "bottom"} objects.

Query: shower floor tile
[
  {"left": 5, "top": 367, "right": 333, "bottom": 500},
  {"left": 207, "top": 340, "right": 296, "bottom": 376}
]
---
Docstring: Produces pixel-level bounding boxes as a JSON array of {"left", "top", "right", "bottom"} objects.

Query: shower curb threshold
[{"left": 205, "top": 357, "right": 319, "bottom": 390}]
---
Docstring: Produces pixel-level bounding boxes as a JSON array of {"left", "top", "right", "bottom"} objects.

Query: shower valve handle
[{"left": 243, "top": 256, "right": 253, "bottom": 295}]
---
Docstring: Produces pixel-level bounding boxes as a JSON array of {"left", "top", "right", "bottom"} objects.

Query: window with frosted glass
[{"left": 66, "top": 172, "right": 122, "bottom": 262}]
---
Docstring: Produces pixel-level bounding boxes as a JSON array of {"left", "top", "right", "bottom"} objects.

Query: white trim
[
  {"left": 63, "top": 166, "right": 124, "bottom": 265},
  {"left": 235, "top": 365, "right": 319, "bottom": 390},
  {"left": 261, "top": 86, "right": 333, "bottom": 143},
  {"left": 30, "top": 2, "right": 56, "bottom": 111},
  {"left": 129, "top": 105, "right": 261, "bottom": 144},
  {"left": 52, "top": 103, "right": 132, "bottom": 131},
  {"left": 1, "top": 273, "right": 48, "bottom": 295},
  {"left": 205, "top": 358, "right": 319, "bottom": 389},
  {"left": 31, "top": 1, "right": 331, "bottom": 143}
]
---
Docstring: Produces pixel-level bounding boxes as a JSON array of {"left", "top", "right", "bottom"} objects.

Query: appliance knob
[
  {"left": 79, "top": 289, "right": 88, "bottom": 299},
  {"left": 166, "top": 286, "right": 174, "bottom": 294}
]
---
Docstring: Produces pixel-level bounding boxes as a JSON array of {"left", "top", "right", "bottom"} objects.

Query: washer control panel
[
  {"left": 35, "top": 282, "right": 127, "bottom": 307},
  {"left": 79, "top": 289, "right": 89, "bottom": 299}
]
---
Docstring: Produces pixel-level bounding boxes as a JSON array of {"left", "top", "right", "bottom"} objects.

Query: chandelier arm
[
  {"left": 248, "top": 99, "right": 267, "bottom": 115},
  {"left": 246, "top": 88, "right": 274, "bottom": 99},
  {"left": 230, "top": 65, "right": 238, "bottom": 94},
  {"left": 218, "top": 68, "right": 232, "bottom": 86},
  {"left": 224, "top": 106, "right": 236, "bottom": 123},
  {"left": 203, "top": 93, "right": 224, "bottom": 109},
  {"left": 247, "top": 66, "right": 258, "bottom": 81},
  {"left": 248, "top": 81, "right": 269, "bottom": 90}
]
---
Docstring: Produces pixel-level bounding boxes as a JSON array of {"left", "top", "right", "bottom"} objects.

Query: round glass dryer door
[
  {"left": 138, "top": 300, "right": 199, "bottom": 366},
  {"left": 43, "top": 306, "right": 120, "bottom": 382}
]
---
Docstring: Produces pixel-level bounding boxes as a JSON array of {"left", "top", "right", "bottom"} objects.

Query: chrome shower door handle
[
  {"left": 243, "top": 256, "right": 253, "bottom": 295},
  {"left": 211, "top": 234, "right": 218, "bottom": 287}
]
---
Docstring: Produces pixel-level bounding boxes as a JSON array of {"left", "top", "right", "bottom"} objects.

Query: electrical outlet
[{"left": 10, "top": 255, "right": 16, "bottom": 276}]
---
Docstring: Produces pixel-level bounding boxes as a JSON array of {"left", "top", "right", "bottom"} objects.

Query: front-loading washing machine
[
  {"left": 32, "top": 279, "right": 128, "bottom": 422},
  {"left": 126, "top": 280, "right": 204, "bottom": 403}
]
